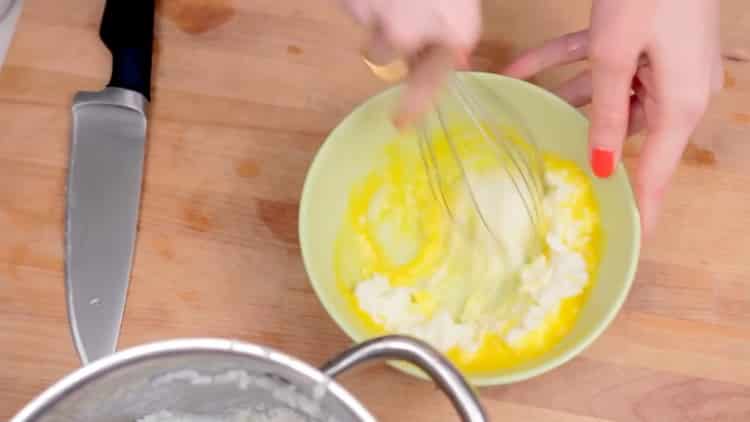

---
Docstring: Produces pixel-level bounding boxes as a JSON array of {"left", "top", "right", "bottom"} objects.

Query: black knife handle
[{"left": 99, "top": 0, "right": 155, "bottom": 100}]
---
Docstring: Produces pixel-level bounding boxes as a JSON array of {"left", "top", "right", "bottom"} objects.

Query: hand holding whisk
[
  {"left": 363, "top": 51, "right": 548, "bottom": 316},
  {"left": 364, "top": 53, "right": 545, "bottom": 248}
]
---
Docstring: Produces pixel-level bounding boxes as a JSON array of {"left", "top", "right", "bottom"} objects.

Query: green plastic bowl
[{"left": 299, "top": 72, "right": 640, "bottom": 385}]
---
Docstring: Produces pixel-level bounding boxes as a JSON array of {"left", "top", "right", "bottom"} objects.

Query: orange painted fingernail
[{"left": 591, "top": 148, "right": 614, "bottom": 178}]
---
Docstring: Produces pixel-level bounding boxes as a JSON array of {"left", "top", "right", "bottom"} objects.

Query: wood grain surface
[{"left": 1, "top": 1, "right": 749, "bottom": 421}]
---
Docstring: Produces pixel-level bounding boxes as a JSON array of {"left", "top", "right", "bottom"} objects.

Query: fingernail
[{"left": 591, "top": 148, "right": 615, "bottom": 178}]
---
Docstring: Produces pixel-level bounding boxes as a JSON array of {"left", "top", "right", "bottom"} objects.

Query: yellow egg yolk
[{"left": 334, "top": 125, "right": 602, "bottom": 375}]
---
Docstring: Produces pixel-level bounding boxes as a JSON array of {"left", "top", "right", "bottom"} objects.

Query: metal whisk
[
  {"left": 362, "top": 42, "right": 553, "bottom": 326},
  {"left": 417, "top": 73, "right": 546, "bottom": 261},
  {"left": 363, "top": 49, "right": 547, "bottom": 297}
]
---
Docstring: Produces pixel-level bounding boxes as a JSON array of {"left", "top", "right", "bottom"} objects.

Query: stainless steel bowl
[{"left": 11, "top": 336, "right": 487, "bottom": 421}]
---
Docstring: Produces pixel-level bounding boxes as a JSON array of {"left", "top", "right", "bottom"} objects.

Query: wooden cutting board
[{"left": 1, "top": 1, "right": 749, "bottom": 420}]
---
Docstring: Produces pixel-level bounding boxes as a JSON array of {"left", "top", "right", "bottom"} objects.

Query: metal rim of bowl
[
  {"left": 10, "top": 338, "right": 374, "bottom": 422},
  {"left": 298, "top": 71, "right": 641, "bottom": 386}
]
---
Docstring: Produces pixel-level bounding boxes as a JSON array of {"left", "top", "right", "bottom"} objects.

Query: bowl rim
[{"left": 299, "top": 72, "right": 641, "bottom": 386}]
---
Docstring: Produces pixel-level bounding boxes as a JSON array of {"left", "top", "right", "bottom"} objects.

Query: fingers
[
  {"left": 431, "top": 0, "right": 482, "bottom": 55},
  {"left": 635, "top": 123, "right": 692, "bottom": 236},
  {"left": 361, "top": 1, "right": 480, "bottom": 128},
  {"left": 361, "top": 29, "right": 410, "bottom": 83},
  {"left": 394, "top": 47, "right": 454, "bottom": 128},
  {"left": 627, "top": 96, "right": 646, "bottom": 136},
  {"left": 502, "top": 30, "right": 589, "bottom": 80},
  {"left": 363, "top": 27, "right": 400, "bottom": 65},
  {"left": 376, "top": 2, "right": 431, "bottom": 56},
  {"left": 378, "top": 1, "right": 478, "bottom": 58},
  {"left": 553, "top": 69, "right": 647, "bottom": 137},
  {"left": 553, "top": 70, "right": 592, "bottom": 107},
  {"left": 626, "top": 72, "right": 648, "bottom": 135},
  {"left": 588, "top": 40, "right": 641, "bottom": 178},
  {"left": 362, "top": 22, "right": 456, "bottom": 128},
  {"left": 634, "top": 41, "right": 713, "bottom": 236}
]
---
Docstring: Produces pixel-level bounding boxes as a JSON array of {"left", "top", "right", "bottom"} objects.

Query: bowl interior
[{"left": 299, "top": 73, "right": 640, "bottom": 385}]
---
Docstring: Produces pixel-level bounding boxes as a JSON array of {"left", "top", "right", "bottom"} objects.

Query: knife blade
[{"left": 66, "top": 0, "right": 155, "bottom": 365}]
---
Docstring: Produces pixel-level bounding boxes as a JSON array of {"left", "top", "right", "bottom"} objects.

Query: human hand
[
  {"left": 339, "top": 0, "right": 481, "bottom": 127},
  {"left": 503, "top": 0, "right": 723, "bottom": 236}
]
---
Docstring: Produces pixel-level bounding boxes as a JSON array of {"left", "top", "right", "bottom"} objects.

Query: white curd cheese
[{"left": 354, "top": 167, "right": 592, "bottom": 354}]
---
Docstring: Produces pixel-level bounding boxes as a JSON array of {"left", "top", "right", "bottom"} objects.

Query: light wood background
[{"left": 1, "top": 0, "right": 749, "bottom": 421}]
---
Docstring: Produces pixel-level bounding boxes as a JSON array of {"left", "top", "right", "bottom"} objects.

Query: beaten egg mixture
[{"left": 334, "top": 125, "right": 601, "bottom": 374}]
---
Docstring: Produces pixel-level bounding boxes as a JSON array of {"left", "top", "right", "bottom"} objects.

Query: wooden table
[{"left": 1, "top": 1, "right": 749, "bottom": 420}]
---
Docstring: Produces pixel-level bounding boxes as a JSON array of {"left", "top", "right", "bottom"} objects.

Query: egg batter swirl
[{"left": 334, "top": 127, "right": 601, "bottom": 374}]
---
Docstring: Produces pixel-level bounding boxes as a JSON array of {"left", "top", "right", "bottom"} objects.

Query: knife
[{"left": 66, "top": 0, "right": 155, "bottom": 364}]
